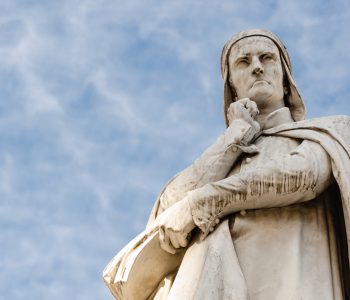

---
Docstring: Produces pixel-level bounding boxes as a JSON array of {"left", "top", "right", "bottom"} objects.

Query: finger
[
  {"left": 237, "top": 98, "right": 250, "bottom": 107},
  {"left": 249, "top": 101, "right": 259, "bottom": 118},
  {"left": 238, "top": 100, "right": 255, "bottom": 116},
  {"left": 243, "top": 100, "right": 258, "bottom": 118},
  {"left": 248, "top": 105, "right": 259, "bottom": 119},
  {"left": 228, "top": 102, "right": 244, "bottom": 117},
  {"left": 250, "top": 100, "right": 258, "bottom": 111},
  {"left": 167, "top": 229, "right": 180, "bottom": 249},
  {"left": 163, "top": 240, "right": 177, "bottom": 254},
  {"left": 251, "top": 109, "right": 259, "bottom": 118},
  {"left": 244, "top": 99, "right": 253, "bottom": 109},
  {"left": 246, "top": 104, "right": 254, "bottom": 115},
  {"left": 177, "top": 232, "right": 190, "bottom": 248},
  {"left": 237, "top": 101, "right": 245, "bottom": 108},
  {"left": 159, "top": 227, "right": 176, "bottom": 254}
]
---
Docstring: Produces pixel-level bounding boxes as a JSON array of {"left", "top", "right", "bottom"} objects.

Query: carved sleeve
[
  {"left": 158, "top": 119, "right": 260, "bottom": 212},
  {"left": 187, "top": 140, "right": 334, "bottom": 236}
]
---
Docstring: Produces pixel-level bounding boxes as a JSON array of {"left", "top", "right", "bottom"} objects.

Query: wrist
[
  {"left": 186, "top": 191, "right": 208, "bottom": 232},
  {"left": 225, "top": 118, "right": 260, "bottom": 146}
]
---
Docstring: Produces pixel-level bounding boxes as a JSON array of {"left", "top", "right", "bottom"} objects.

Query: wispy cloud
[{"left": 1, "top": 0, "right": 350, "bottom": 299}]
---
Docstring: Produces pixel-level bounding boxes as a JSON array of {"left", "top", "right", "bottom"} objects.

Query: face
[{"left": 228, "top": 36, "right": 285, "bottom": 111}]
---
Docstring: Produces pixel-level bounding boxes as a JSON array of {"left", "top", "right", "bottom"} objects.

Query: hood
[{"left": 221, "top": 28, "right": 306, "bottom": 126}]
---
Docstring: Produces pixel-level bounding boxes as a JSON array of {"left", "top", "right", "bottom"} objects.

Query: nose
[{"left": 251, "top": 56, "right": 264, "bottom": 75}]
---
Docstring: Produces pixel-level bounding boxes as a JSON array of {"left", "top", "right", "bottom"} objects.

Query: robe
[{"left": 103, "top": 111, "right": 350, "bottom": 300}]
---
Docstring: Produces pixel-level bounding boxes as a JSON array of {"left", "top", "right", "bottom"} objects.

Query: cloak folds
[{"left": 103, "top": 115, "right": 350, "bottom": 300}]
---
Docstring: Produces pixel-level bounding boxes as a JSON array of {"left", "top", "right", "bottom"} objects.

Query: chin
[
  {"left": 248, "top": 88, "right": 272, "bottom": 104},
  {"left": 248, "top": 84, "right": 284, "bottom": 106}
]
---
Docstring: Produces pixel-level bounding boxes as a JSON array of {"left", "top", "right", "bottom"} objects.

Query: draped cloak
[{"left": 103, "top": 115, "right": 350, "bottom": 299}]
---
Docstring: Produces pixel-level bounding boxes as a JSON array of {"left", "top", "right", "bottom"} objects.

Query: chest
[{"left": 229, "top": 135, "right": 301, "bottom": 175}]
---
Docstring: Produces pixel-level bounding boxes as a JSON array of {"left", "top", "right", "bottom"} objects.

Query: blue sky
[{"left": 1, "top": 0, "right": 349, "bottom": 299}]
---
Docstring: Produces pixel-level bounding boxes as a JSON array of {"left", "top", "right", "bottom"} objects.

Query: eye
[
  {"left": 236, "top": 57, "right": 250, "bottom": 67},
  {"left": 260, "top": 53, "right": 275, "bottom": 62}
]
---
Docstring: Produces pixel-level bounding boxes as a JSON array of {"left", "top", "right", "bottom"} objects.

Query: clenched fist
[
  {"left": 227, "top": 98, "right": 259, "bottom": 127},
  {"left": 225, "top": 98, "right": 261, "bottom": 147}
]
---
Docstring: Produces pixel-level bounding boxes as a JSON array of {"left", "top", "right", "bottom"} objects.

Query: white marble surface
[{"left": 103, "top": 29, "right": 350, "bottom": 300}]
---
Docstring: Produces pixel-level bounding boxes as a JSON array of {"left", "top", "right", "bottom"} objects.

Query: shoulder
[
  {"left": 296, "top": 115, "right": 350, "bottom": 128},
  {"left": 295, "top": 115, "right": 350, "bottom": 137},
  {"left": 264, "top": 115, "right": 350, "bottom": 140}
]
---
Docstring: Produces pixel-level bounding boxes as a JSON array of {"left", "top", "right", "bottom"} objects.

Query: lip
[{"left": 251, "top": 79, "right": 269, "bottom": 87}]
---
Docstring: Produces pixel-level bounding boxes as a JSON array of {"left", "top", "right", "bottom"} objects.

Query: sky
[{"left": 0, "top": 0, "right": 350, "bottom": 299}]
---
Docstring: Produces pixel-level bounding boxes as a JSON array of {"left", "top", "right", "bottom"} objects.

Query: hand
[
  {"left": 156, "top": 198, "right": 196, "bottom": 254},
  {"left": 227, "top": 98, "right": 259, "bottom": 126}
]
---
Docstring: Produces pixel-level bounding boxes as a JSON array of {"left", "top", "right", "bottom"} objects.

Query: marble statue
[{"left": 103, "top": 29, "right": 350, "bottom": 299}]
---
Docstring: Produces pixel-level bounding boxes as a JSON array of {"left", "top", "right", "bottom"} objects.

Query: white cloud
[
  {"left": 1, "top": 0, "right": 350, "bottom": 299},
  {"left": 0, "top": 153, "right": 14, "bottom": 194}
]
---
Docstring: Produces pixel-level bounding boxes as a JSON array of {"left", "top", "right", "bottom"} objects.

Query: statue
[{"left": 103, "top": 29, "right": 350, "bottom": 299}]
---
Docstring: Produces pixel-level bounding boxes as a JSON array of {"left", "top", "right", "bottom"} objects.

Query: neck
[
  {"left": 255, "top": 106, "right": 293, "bottom": 130},
  {"left": 256, "top": 101, "right": 285, "bottom": 125}
]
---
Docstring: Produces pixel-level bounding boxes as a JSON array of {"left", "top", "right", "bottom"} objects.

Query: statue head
[{"left": 221, "top": 29, "right": 305, "bottom": 127}]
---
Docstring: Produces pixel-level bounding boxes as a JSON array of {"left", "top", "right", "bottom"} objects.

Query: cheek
[
  {"left": 272, "top": 70, "right": 279, "bottom": 81},
  {"left": 269, "top": 67, "right": 283, "bottom": 86},
  {"left": 232, "top": 71, "right": 249, "bottom": 89},
  {"left": 234, "top": 78, "right": 249, "bottom": 96}
]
